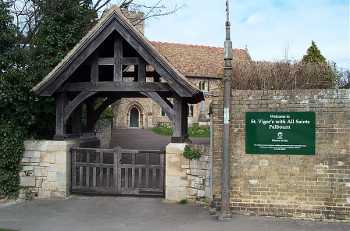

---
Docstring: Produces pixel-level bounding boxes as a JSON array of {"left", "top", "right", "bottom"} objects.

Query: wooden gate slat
[
  {"left": 79, "top": 166, "right": 83, "bottom": 187},
  {"left": 113, "top": 150, "right": 118, "bottom": 193},
  {"left": 145, "top": 153, "right": 150, "bottom": 188},
  {"left": 86, "top": 166, "right": 90, "bottom": 188},
  {"left": 99, "top": 151, "right": 103, "bottom": 187},
  {"left": 72, "top": 149, "right": 77, "bottom": 189},
  {"left": 160, "top": 154, "right": 164, "bottom": 191},
  {"left": 93, "top": 167, "right": 96, "bottom": 187},
  {"left": 125, "top": 168, "right": 129, "bottom": 190},
  {"left": 106, "top": 167, "right": 110, "bottom": 188},
  {"left": 152, "top": 167, "right": 157, "bottom": 189},
  {"left": 138, "top": 167, "right": 142, "bottom": 188},
  {"left": 131, "top": 153, "right": 135, "bottom": 189}
]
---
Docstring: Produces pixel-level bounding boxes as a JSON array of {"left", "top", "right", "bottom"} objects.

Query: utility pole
[{"left": 218, "top": 0, "right": 233, "bottom": 221}]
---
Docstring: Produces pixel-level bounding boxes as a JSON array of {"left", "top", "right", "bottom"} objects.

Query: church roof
[{"left": 151, "top": 41, "right": 250, "bottom": 78}]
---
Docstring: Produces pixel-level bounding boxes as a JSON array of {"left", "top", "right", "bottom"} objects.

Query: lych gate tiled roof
[{"left": 151, "top": 41, "right": 251, "bottom": 78}]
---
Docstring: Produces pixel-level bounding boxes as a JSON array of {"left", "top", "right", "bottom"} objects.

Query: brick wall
[{"left": 211, "top": 89, "right": 350, "bottom": 221}]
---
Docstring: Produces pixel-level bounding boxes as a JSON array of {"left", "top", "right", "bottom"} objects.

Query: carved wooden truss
[{"left": 33, "top": 7, "right": 203, "bottom": 142}]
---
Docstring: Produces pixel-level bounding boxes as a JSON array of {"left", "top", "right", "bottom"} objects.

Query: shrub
[
  {"left": 151, "top": 124, "right": 173, "bottom": 136},
  {"left": 183, "top": 146, "right": 201, "bottom": 160},
  {"left": 232, "top": 61, "right": 335, "bottom": 90},
  {"left": 188, "top": 124, "right": 210, "bottom": 138}
]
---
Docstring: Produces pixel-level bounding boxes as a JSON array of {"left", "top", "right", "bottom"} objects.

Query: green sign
[{"left": 245, "top": 112, "right": 315, "bottom": 155}]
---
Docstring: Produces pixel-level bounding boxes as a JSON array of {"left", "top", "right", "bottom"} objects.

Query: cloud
[{"left": 243, "top": 14, "right": 265, "bottom": 25}]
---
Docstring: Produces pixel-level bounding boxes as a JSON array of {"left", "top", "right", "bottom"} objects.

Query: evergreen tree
[
  {"left": 302, "top": 41, "right": 327, "bottom": 64},
  {"left": 0, "top": 0, "right": 17, "bottom": 72},
  {"left": 28, "top": 0, "right": 97, "bottom": 138},
  {"left": 31, "top": 0, "right": 96, "bottom": 83}
]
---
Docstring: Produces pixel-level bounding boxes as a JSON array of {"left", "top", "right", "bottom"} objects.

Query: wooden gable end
[{"left": 33, "top": 7, "right": 203, "bottom": 103}]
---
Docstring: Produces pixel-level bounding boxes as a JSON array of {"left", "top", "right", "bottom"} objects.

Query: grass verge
[{"left": 151, "top": 123, "right": 210, "bottom": 138}]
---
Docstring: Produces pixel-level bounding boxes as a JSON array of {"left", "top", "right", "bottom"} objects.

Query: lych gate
[
  {"left": 33, "top": 6, "right": 203, "bottom": 143},
  {"left": 32, "top": 7, "right": 203, "bottom": 196}
]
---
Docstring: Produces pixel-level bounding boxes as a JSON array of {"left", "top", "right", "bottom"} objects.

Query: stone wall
[
  {"left": 20, "top": 139, "right": 80, "bottom": 199},
  {"left": 212, "top": 89, "right": 350, "bottom": 221},
  {"left": 165, "top": 143, "right": 211, "bottom": 202}
]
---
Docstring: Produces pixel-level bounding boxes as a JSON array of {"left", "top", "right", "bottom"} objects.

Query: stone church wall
[
  {"left": 211, "top": 89, "right": 350, "bottom": 221},
  {"left": 112, "top": 77, "right": 221, "bottom": 129}
]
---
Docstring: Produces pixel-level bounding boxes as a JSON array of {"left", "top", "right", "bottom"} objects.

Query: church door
[{"left": 129, "top": 107, "right": 140, "bottom": 128}]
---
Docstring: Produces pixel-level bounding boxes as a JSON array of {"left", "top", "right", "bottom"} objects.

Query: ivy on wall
[{"left": 0, "top": 122, "right": 25, "bottom": 198}]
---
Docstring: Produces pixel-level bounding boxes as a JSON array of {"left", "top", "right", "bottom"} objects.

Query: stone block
[
  {"left": 39, "top": 161, "right": 50, "bottom": 167},
  {"left": 259, "top": 160, "right": 269, "bottom": 167},
  {"left": 166, "top": 143, "right": 186, "bottom": 154},
  {"left": 55, "top": 152, "right": 67, "bottom": 165},
  {"left": 34, "top": 166, "right": 47, "bottom": 177},
  {"left": 166, "top": 186, "right": 187, "bottom": 202},
  {"left": 249, "top": 179, "right": 258, "bottom": 185},
  {"left": 23, "top": 151, "right": 40, "bottom": 158},
  {"left": 21, "top": 157, "right": 31, "bottom": 163},
  {"left": 197, "top": 190, "right": 206, "bottom": 197},
  {"left": 47, "top": 171, "right": 56, "bottom": 182},
  {"left": 51, "top": 191, "right": 66, "bottom": 199},
  {"left": 22, "top": 166, "right": 34, "bottom": 171},
  {"left": 48, "top": 165, "right": 57, "bottom": 172},
  {"left": 31, "top": 157, "right": 40, "bottom": 163},
  {"left": 38, "top": 190, "right": 51, "bottom": 199},
  {"left": 56, "top": 172, "right": 67, "bottom": 189},
  {"left": 40, "top": 153, "right": 50, "bottom": 163},
  {"left": 189, "top": 188, "right": 198, "bottom": 196},
  {"left": 181, "top": 164, "right": 190, "bottom": 169},
  {"left": 166, "top": 175, "right": 188, "bottom": 187},
  {"left": 20, "top": 176, "right": 36, "bottom": 187},
  {"left": 35, "top": 178, "right": 44, "bottom": 188}
]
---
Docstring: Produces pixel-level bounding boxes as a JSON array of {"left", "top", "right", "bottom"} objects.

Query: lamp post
[{"left": 218, "top": 0, "right": 233, "bottom": 221}]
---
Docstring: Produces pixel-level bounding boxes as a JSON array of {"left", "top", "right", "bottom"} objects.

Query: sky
[{"left": 113, "top": 0, "right": 350, "bottom": 69}]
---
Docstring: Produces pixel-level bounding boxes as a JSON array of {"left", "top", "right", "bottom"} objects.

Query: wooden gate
[{"left": 70, "top": 147, "right": 165, "bottom": 196}]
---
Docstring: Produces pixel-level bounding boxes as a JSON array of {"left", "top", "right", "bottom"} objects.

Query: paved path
[
  {"left": 0, "top": 197, "right": 348, "bottom": 231},
  {"left": 110, "top": 128, "right": 210, "bottom": 150}
]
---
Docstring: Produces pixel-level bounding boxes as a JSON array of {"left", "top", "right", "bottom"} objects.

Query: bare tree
[
  {"left": 94, "top": 0, "right": 183, "bottom": 23},
  {"left": 8, "top": 0, "right": 182, "bottom": 43}
]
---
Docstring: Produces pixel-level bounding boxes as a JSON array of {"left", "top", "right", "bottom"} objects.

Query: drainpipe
[{"left": 218, "top": 0, "right": 233, "bottom": 221}]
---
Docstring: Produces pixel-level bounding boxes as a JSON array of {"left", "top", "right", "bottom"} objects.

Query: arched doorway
[{"left": 129, "top": 106, "right": 140, "bottom": 128}]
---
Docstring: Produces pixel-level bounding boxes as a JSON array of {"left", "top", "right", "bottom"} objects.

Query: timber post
[{"left": 54, "top": 92, "right": 67, "bottom": 140}]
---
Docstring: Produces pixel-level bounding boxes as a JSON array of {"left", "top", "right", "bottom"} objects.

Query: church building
[{"left": 112, "top": 12, "right": 251, "bottom": 129}]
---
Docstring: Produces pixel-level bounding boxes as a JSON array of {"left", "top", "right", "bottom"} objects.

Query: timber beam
[
  {"left": 98, "top": 57, "right": 141, "bottom": 66},
  {"left": 64, "top": 91, "right": 96, "bottom": 122},
  {"left": 60, "top": 82, "right": 172, "bottom": 92},
  {"left": 142, "top": 92, "right": 175, "bottom": 121}
]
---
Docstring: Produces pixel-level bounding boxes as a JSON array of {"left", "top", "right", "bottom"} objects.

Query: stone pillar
[
  {"left": 165, "top": 143, "right": 187, "bottom": 201},
  {"left": 20, "top": 139, "right": 80, "bottom": 199}
]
